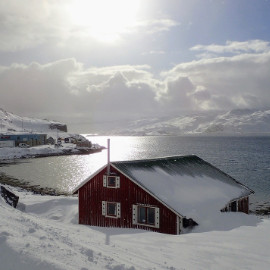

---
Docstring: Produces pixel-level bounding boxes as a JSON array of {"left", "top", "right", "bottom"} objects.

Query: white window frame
[
  {"left": 103, "top": 175, "right": 120, "bottom": 188},
  {"left": 132, "top": 204, "right": 159, "bottom": 228},
  {"left": 102, "top": 201, "right": 121, "bottom": 218},
  {"left": 176, "top": 216, "right": 182, "bottom": 235}
]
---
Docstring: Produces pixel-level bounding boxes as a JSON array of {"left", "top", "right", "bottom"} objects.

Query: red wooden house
[{"left": 73, "top": 155, "right": 254, "bottom": 235}]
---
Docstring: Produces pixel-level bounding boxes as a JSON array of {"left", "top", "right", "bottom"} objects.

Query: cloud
[
  {"left": 136, "top": 19, "right": 178, "bottom": 34},
  {"left": 157, "top": 76, "right": 196, "bottom": 112},
  {"left": 142, "top": 50, "right": 166, "bottom": 56},
  {"left": 0, "top": 0, "right": 178, "bottom": 52},
  {"left": 0, "top": 59, "right": 160, "bottom": 126},
  {"left": 0, "top": 0, "right": 64, "bottom": 52},
  {"left": 190, "top": 40, "right": 270, "bottom": 56},
  {"left": 0, "top": 59, "right": 80, "bottom": 115},
  {"left": 1, "top": 40, "right": 270, "bottom": 132},
  {"left": 162, "top": 50, "right": 270, "bottom": 111}
]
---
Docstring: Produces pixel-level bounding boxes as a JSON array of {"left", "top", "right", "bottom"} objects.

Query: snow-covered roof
[
  {"left": 111, "top": 155, "right": 253, "bottom": 223},
  {"left": 74, "top": 155, "right": 253, "bottom": 224}
]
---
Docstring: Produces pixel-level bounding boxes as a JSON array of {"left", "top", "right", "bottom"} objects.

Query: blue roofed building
[{"left": 0, "top": 133, "right": 47, "bottom": 147}]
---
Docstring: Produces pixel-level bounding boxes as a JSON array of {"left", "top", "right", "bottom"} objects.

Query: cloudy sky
[{"left": 1, "top": 0, "right": 270, "bottom": 132}]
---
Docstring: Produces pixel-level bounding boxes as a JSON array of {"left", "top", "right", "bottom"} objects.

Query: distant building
[
  {"left": 0, "top": 140, "right": 15, "bottom": 148},
  {"left": 0, "top": 133, "right": 47, "bottom": 147},
  {"left": 76, "top": 140, "right": 92, "bottom": 148},
  {"left": 46, "top": 137, "right": 55, "bottom": 145},
  {"left": 73, "top": 155, "right": 254, "bottom": 235},
  {"left": 64, "top": 137, "right": 77, "bottom": 144}
]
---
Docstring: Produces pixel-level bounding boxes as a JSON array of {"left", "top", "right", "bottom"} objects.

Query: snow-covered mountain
[
  {"left": 108, "top": 109, "right": 270, "bottom": 135},
  {"left": 0, "top": 108, "right": 67, "bottom": 134},
  {"left": 2, "top": 108, "right": 270, "bottom": 136}
]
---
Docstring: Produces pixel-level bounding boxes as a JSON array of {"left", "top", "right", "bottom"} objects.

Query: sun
[{"left": 68, "top": 0, "right": 141, "bottom": 43}]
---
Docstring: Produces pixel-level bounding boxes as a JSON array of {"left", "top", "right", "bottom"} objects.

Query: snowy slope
[
  {"left": 0, "top": 108, "right": 99, "bottom": 161},
  {"left": 196, "top": 109, "right": 270, "bottom": 134},
  {"left": 0, "top": 186, "right": 269, "bottom": 270},
  {"left": 0, "top": 108, "right": 67, "bottom": 134},
  {"left": 107, "top": 109, "right": 270, "bottom": 135}
]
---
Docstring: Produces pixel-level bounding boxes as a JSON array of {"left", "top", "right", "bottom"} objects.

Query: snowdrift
[{"left": 0, "top": 186, "right": 270, "bottom": 270}]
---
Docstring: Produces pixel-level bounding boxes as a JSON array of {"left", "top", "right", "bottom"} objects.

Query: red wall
[{"left": 78, "top": 166, "right": 178, "bottom": 234}]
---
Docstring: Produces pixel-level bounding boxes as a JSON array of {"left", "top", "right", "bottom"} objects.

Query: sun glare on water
[{"left": 68, "top": 0, "right": 141, "bottom": 42}]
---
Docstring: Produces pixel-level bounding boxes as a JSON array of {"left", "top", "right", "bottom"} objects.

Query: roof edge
[
  {"left": 200, "top": 158, "right": 255, "bottom": 195},
  {"left": 112, "top": 155, "right": 254, "bottom": 195},
  {"left": 111, "top": 154, "right": 198, "bottom": 165},
  {"left": 110, "top": 163, "right": 185, "bottom": 219},
  {"left": 72, "top": 164, "right": 107, "bottom": 194}
]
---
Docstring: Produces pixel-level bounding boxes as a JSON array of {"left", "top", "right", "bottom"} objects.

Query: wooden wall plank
[{"left": 78, "top": 167, "right": 178, "bottom": 234}]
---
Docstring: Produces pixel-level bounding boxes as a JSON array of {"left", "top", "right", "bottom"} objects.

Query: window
[
  {"left": 102, "top": 201, "right": 121, "bottom": 218},
  {"left": 138, "top": 206, "right": 155, "bottom": 225},
  {"left": 132, "top": 204, "right": 159, "bottom": 228},
  {"left": 107, "top": 202, "right": 117, "bottom": 216},
  {"left": 107, "top": 176, "right": 116, "bottom": 187},
  {"left": 103, "top": 175, "right": 120, "bottom": 188},
  {"left": 221, "top": 200, "right": 238, "bottom": 212}
]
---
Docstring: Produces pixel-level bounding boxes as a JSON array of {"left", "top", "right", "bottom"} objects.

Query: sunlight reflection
[
  {"left": 86, "top": 136, "right": 146, "bottom": 161},
  {"left": 64, "top": 136, "right": 145, "bottom": 192}
]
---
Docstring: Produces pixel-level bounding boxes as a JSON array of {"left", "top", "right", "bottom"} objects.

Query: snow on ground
[
  {"left": 1, "top": 186, "right": 270, "bottom": 270},
  {"left": 0, "top": 139, "right": 104, "bottom": 161},
  {"left": 0, "top": 141, "right": 79, "bottom": 161},
  {"left": 0, "top": 143, "right": 80, "bottom": 161},
  {"left": 0, "top": 108, "right": 101, "bottom": 161}
]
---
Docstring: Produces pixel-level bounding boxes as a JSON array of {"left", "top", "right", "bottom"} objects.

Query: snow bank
[
  {"left": 1, "top": 186, "right": 270, "bottom": 270},
  {"left": 0, "top": 144, "right": 79, "bottom": 160},
  {"left": 0, "top": 108, "right": 101, "bottom": 161}
]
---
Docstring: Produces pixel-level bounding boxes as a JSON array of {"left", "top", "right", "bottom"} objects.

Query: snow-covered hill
[
  {"left": 0, "top": 109, "right": 100, "bottom": 161},
  {"left": 2, "top": 108, "right": 270, "bottom": 136},
  {"left": 0, "top": 108, "right": 67, "bottom": 134},
  {"left": 108, "top": 109, "right": 270, "bottom": 135},
  {"left": 0, "top": 185, "right": 269, "bottom": 270}
]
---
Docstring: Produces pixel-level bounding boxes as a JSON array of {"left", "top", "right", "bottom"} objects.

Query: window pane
[
  {"left": 107, "top": 203, "right": 116, "bottom": 216},
  {"left": 147, "top": 208, "right": 155, "bottom": 225},
  {"left": 107, "top": 176, "right": 116, "bottom": 187},
  {"left": 138, "top": 207, "right": 146, "bottom": 223}
]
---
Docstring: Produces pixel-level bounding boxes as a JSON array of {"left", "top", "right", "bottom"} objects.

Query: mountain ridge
[
  {"left": 1, "top": 108, "right": 270, "bottom": 136},
  {"left": 106, "top": 109, "right": 270, "bottom": 136}
]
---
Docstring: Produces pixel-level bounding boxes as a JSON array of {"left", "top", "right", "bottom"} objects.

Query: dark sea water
[{"left": 1, "top": 135, "right": 270, "bottom": 210}]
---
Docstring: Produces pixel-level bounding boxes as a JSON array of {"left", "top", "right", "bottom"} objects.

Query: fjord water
[{"left": 1, "top": 136, "right": 270, "bottom": 207}]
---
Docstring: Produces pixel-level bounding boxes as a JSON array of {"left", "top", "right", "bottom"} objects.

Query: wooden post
[{"left": 107, "top": 138, "right": 110, "bottom": 176}]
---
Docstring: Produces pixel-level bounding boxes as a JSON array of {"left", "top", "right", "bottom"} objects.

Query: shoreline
[
  {"left": 0, "top": 144, "right": 105, "bottom": 163},
  {"left": 19, "top": 147, "right": 103, "bottom": 159},
  {"left": 0, "top": 172, "right": 68, "bottom": 196},
  {"left": 0, "top": 146, "right": 105, "bottom": 195}
]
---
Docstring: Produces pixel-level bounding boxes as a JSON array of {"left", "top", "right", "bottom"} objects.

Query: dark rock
[
  {"left": 0, "top": 185, "right": 19, "bottom": 208},
  {"left": 183, "top": 218, "right": 198, "bottom": 228},
  {"left": 49, "top": 123, "right": 68, "bottom": 132}
]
